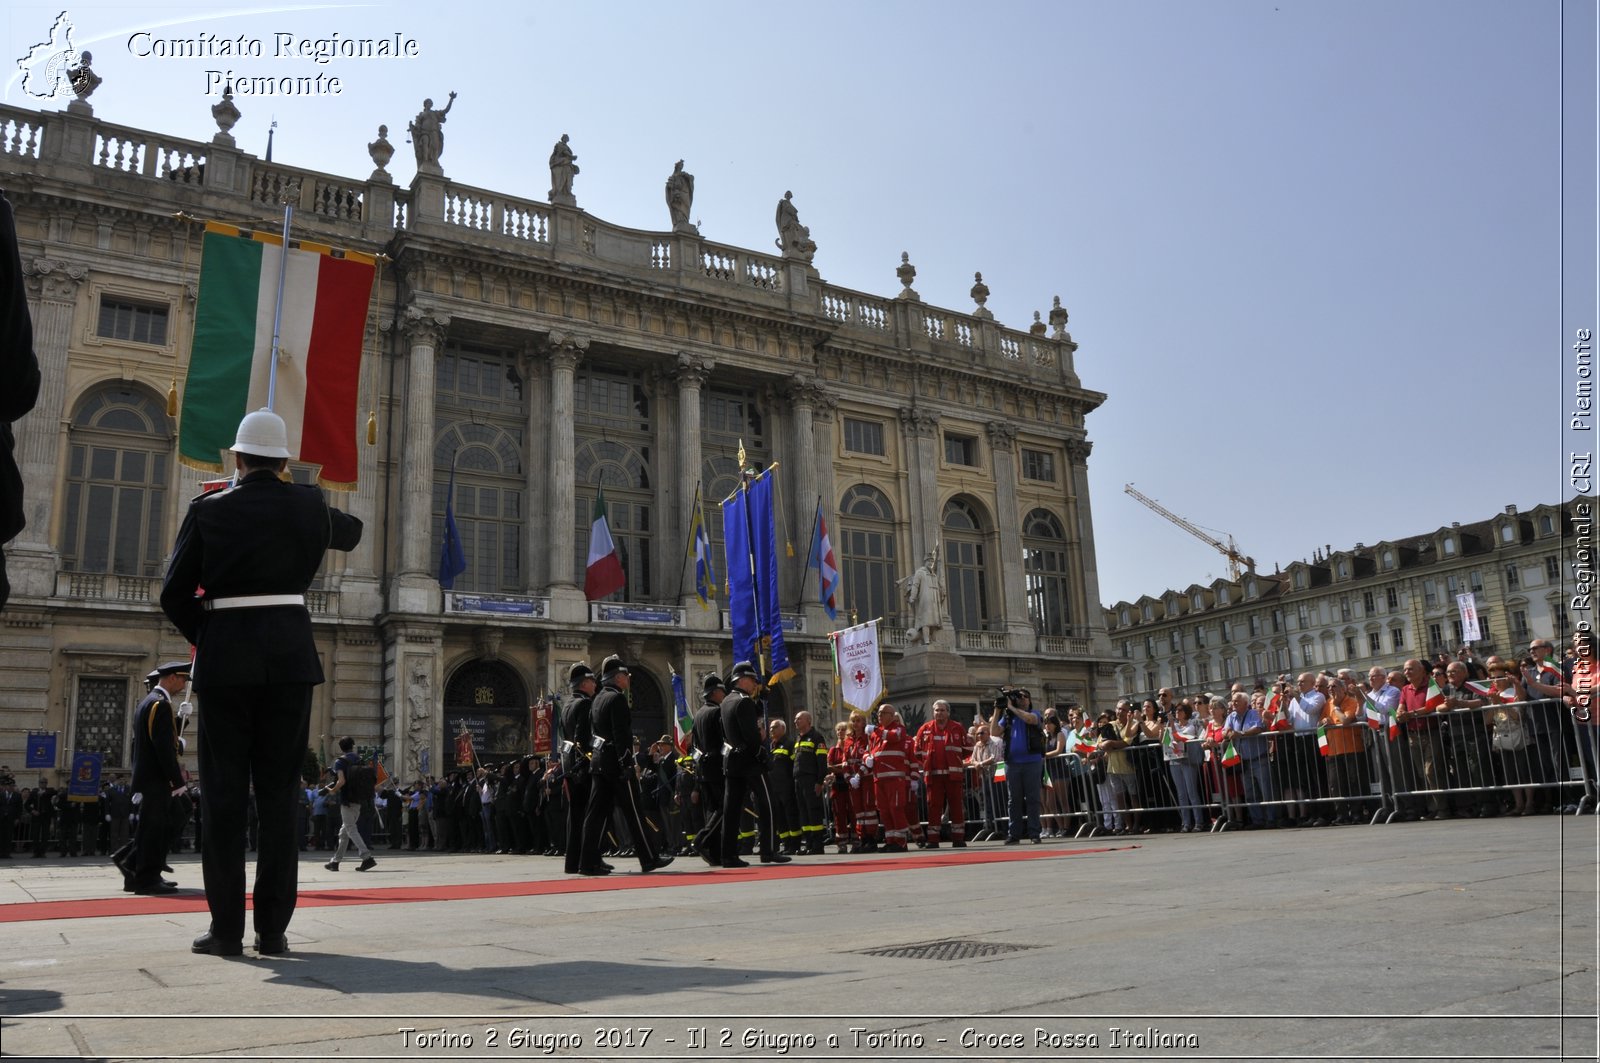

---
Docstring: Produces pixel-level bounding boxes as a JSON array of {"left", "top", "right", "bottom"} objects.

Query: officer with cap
[
  {"left": 719, "top": 661, "right": 789, "bottom": 867},
  {"left": 690, "top": 672, "right": 727, "bottom": 865},
  {"left": 161, "top": 408, "right": 362, "bottom": 957},
  {"left": 559, "top": 662, "right": 602, "bottom": 875},
  {"left": 122, "top": 661, "right": 190, "bottom": 893},
  {"left": 583, "top": 655, "right": 673, "bottom": 873}
]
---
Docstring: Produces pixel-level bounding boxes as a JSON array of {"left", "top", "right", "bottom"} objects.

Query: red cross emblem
[{"left": 853, "top": 668, "right": 868, "bottom": 687}]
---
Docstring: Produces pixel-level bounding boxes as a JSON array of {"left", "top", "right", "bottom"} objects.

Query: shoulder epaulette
[{"left": 191, "top": 485, "right": 235, "bottom": 503}]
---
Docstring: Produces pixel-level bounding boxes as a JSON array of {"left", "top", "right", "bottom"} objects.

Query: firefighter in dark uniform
[
  {"left": 559, "top": 663, "right": 601, "bottom": 875},
  {"left": 791, "top": 710, "right": 829, "bottom": 854},
  {"left": 124, "top": 661, "right": 189, "bottom": 893},
  {"left": 766, "top": 718, "right": 800, "bottom": 854},
  {"left": 690, "top": 673, "right": 727, "bottom": 865},
  {"left": 160, "top": 408, "right": 362, "bottom": 957},
  {"left": 718, "top": 661, "right": 790, "bottom": 868},
  {"left": 583, "top": 656, "right": 673, "bottom": 874}
]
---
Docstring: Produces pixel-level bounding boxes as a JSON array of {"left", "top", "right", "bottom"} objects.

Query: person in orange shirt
[{"left": 1320, "top": 675, "right": 1372, "bottom": 824}]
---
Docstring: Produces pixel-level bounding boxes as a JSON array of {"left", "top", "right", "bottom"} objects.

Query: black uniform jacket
[
  {"left": 589, "top": 682, "right": 633, "bottom": 779},
  {"left": 719, "top": 691, "right": 766, "bottom": 776},
  {"left": 160, "top": 470, "right": 362, "bottom": 691},
  {"left": 132, "top": 687, "right": 183, "bottom": 793}
]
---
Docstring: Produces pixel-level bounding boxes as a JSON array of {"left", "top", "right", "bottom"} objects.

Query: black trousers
[
  {"left": 583, "top": 771, "right": 656, "bottom": 871},
  {"left": 693, "top": 765, "right": 725, "bottom": 855},
  {"left": 795, "top": 776, "right": 825, "bottom": 850},
  {"left": 131, "top": 786, "right": 170, "bottom": 885},
  {"left": 721, "top": 769, "right": 774, "bottom": 862},
  {"left": 563, "top": 774, "right": 592, "bottom": 873},
  {"left": 196, "top": 683, "right": 312, "bottom": 944}
]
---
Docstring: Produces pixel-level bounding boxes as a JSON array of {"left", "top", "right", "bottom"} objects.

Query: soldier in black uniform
[
  {"left": 559, "top": 663, "right": 600, "bottom": 875},
  {"left": 583, "top": 656, "right": 673, "bottom": 874},
  {"left": 718, "top": 661, "right": 790, "bottom": 868},
  {"left": 690, "top": 674, "right": 727, "bottom": 865},
  {"left": 124, "top": 661, "right": 189, "bottom": 893},
  {"left": 791, "top": 710, "right": 829, "bottom": 854},
  {"left": 161, "top": 408, "right": 362, "bottom": 957}
]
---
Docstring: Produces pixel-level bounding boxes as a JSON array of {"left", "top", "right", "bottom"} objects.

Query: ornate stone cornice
[
  {"left": 24, "top": 258, "right": 87, "bottom": 302},
  {"left": 1065, "top": 437, "right": 1093, "bottom": 465},
  {"left": 897, "top": 406, "right": 940, "bottom": 438},
  {"left": 784, "top": 373, "right": 830, "bottom": 410},
  {"left": 399, "top": 303, "right": 451, "bottom": 348},
  {"left": 811, "top": 391, "right": 839, "bottom": 424},
  {"left": 984, "top": 421, "right": 1018, "bottom": 452}
]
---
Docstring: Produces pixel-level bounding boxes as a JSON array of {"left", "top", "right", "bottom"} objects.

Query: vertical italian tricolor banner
[{"left": 178, "top": 223, "right": 376, "bottom": 487}]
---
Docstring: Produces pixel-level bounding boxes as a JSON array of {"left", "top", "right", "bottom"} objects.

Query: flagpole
[
  {"left": 676, "top": 480, "right": 702, "bottom": 603},
  {"left": 794, "top": 495, "right": 821, "bottom": 614},
  {"left": 266, "top": 201, "right": 295, "bottom": 412}
]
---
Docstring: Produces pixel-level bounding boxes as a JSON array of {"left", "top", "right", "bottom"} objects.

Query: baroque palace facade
[
  {"left": 0, "top": 97, "right": 1112, "bottom": 782},
  {"left": 1104, "top": 500, "right": 1581, "bottom": 704}
]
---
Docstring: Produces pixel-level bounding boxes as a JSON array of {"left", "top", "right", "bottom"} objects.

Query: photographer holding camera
[{"left": 987, "top": 686, "right": 1046, "bottom": 844}]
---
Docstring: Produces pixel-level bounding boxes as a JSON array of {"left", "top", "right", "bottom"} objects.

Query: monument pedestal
[{"left": 888, "top": 643, "right": 970, "bottom": 706}]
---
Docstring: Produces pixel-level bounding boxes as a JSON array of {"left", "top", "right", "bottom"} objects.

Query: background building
[
  {"left": 0, "top": 98, "right": 1112, "bottom": 783},
  {"left": 1104, "top": 500, "right": 1580, "bottom": 702}
]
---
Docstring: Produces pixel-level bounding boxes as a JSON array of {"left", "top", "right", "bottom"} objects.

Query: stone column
[
  {"left": 674, "top": 353, "right": 709, "bottom": 613},
  {"left": 333, "top": 317, "right": 387, "bottom": 621},
  {"left": 392, "top": 304, "right": 448, "bottom": 614},
  {"left": 987, "top": 421, "right": 1035, "bottom": 648},
  {"left": 520, "top": 341, "right": 550, "bottom": 593},
  {"left": 544, "top": 330, "right": 588, "bottom": 621},
  {"left": 898, "top": 407, "right": 941, "bottom": 569},
  {"left": 9, "top": 258, "right": 87, "bottom": 598},
  {"left": 1065, "top": 438, "right": 1110, "bottom": 651}
]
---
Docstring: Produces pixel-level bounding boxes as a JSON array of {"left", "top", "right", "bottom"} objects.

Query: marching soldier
[
  {"left": 914, "top": 699, "right": 971, "bottom": 848},
  {"left": 791, "top": 710, "right": 828, "bottom": 854},
  {"left": 718, "top": 661, "right": 789, "bottom": 867},
  {"left": 559, "top": 663, "right": 599, "bottom": 875},
  {"left": 583, "top": 656, "right": 673, "bottom": 874},
  {"left": 160, "top": 408, "right": 362, "bottom": 957},
  {"left": 690, "top": 673, "right": 727, "bottom": 865},
  {"left": 123, "top": 661, "right": 189, "bottom": 893}
]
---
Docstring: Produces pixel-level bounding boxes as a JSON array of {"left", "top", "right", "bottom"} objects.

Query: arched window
[
  {"left": 574, "top": 367, "right": 654, "bottom": 600},
  {"left": 443, "top": 659, "right": 529, "bottom": 761},
  {"left": 61, "top": 385, "right": 172, "bottom": 576},
  {"left": 434, "top": 344, "right": 525, "bottom": 593},
  {"left": 839, "top": 484, "right": 898, "bottom": 625},
  {"left": 942, "top": 498, "right": 990, "bottom": 632},
  {"left": 1023, "top": 508, "right": 1072, "bottom": 636}
]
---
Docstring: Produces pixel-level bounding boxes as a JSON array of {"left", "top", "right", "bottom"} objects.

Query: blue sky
[{"left": 4, "top": 0, "right": 1587, "bottom": 607}]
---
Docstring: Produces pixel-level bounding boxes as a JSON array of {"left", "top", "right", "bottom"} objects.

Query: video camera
[{"left": 992, "top": 686, "right": 1024, "bottom": 713}]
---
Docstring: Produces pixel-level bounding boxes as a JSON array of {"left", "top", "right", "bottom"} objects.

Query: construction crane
[{"left": 1124, "top": 483, "right": 1257, "bottom": 582}]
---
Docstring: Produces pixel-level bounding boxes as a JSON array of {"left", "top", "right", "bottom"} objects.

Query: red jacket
[{"left": 914, "top": 718, "right": 970, "bottom": 774}]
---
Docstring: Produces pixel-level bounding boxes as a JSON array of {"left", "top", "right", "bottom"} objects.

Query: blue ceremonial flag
[
  {"left": 25, "top": 732, "right": 56, "bottom": 769},
  {"left": 748, "top": 473, "right": 794, "bottom": 684},
  {"left": 68, "top": 751, "right": 103, "bottom": 802},
  {"left": 689, "top": 486, "right": 715, "bottom": 609},
  {"left": 438, "top": 454, "right": 467, "bottom": 589},
  {"left": 722, "top": 487, "right": 758, "bottom": 668}
]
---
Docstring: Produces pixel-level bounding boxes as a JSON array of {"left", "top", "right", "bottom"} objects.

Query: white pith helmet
[{"left": 232, "top": 408, "right": 290, "bottom": 459}]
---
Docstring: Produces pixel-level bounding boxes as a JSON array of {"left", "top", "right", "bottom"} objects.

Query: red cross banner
[{"left": 832, "top": 619, "right": 884, "bottom": 715}]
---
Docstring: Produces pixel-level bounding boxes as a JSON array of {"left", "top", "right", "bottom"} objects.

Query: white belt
[{"left": 204, "top": 594, "right": 306, "bottom": 611}]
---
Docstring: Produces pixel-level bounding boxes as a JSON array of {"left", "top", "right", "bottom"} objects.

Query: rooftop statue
[
  {"left": 774, "top": 191, "right": 816, "bottom": 264},
  {"left": 408, "top": 91, "right": 456, "bottom": 169},
  {"left": 665, "top": 160, "right": 696, "bottom": 233},
  {"left": 549, "top": 133, "right": 578, "bottom": 203}
]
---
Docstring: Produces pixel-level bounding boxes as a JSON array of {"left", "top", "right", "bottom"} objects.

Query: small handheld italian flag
[
  {"left": 994, "top": 761, "right": 1008, "bottom": 783},
  {"left": 1360, "top": 697, "right": 1385, "bottom": 731},
  {"left": 1073, "top": 735, "right": 1097, "bottom": 756},
  {"left": 1424, "top": 681, "right": 1447, "bottom": 710},
  {"left": 1315, "top": 725, "right": 1330, "bottom": 757},
  {"left": 1220, "top": 741, "right": 1241, "bottom": 768},
  {"left": 1466, "top": 680, "right": 1518, "bottom": 703}
]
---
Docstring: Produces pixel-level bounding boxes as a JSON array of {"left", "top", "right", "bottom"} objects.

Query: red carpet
[{"left": 0, "top": 844, "right": 1131, "bottom": 924}]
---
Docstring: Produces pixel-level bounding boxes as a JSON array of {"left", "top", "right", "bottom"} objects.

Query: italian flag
[
  {"left": 1072, "top": 735, "right": 1097, "bottom": 756},
  {"left": 1220, "top": 742, "right": 1241, "bottom": 768},
  {"left": 1315, "top": 725, "right": 1330, "bottom": 757},
  {"left": 1424, "top": 681, "right": 1447, "bottom": 710},
  {"left": 1360, "top": 698, "right": 1386, "bottom": 730},
  {"left": 178, "top": 223, "right": 375, "bottom": 486},
  {"left": 584, "top": 489, "right": 627, "bottom": 600},
  {"left": 994, "top": 761, "right": 1008, "bottom": 782},
  {"left": 1466, "top": 680, "right": 1518, "bottom": 703}
]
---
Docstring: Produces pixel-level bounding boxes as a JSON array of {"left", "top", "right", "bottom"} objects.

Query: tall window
[
  {"left": 839, "top": 484, "right": 898, "bottom": 625},
  {"left": 573, "top": 367, "right": 655, "bottom": 600},
  {"left": 61, "top": 386, "right": 171, "bottom": 576},
  {"left": 75, "top": 676, "right": 129, "bottom": 769},
  {"left": 701, "top": 386, "right": 768, "bottom": 572},
  {"left": 97, "top": 297, "right": 169, "bottom": 346},
  {"left": 434, "top": 345, "right": 524, "bottom": 594},
  {"left": 842, "top": 417, "right": 884, "bottom": 455},
  {"left": 1023, "top": 508, "right": 1072, "bottom": 636},
  {"left": 942, "top": 498, "right": 990, "bottom": 631}
]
